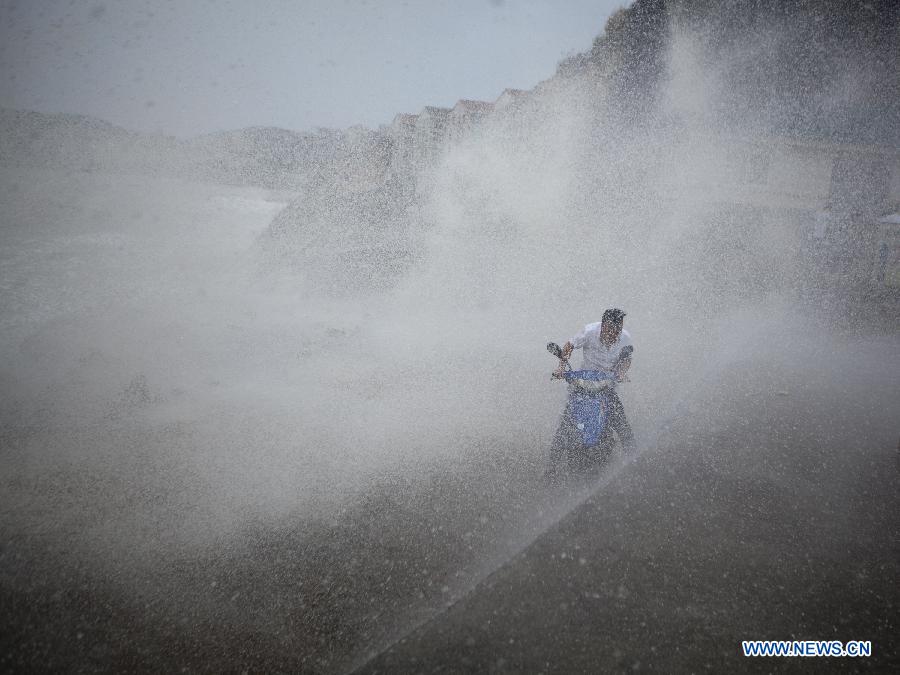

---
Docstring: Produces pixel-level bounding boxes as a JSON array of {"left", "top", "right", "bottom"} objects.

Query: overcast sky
[{"left": 0, "top": 0, "right": 622, "bottom": 137}]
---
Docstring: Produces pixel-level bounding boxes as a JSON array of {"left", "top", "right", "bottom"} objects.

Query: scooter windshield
[{"left": 564, "top": 369, "right": 616, "bottom": 394}]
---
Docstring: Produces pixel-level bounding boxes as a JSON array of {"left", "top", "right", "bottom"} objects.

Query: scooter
[{"left": 546, "top": 342, "right": 633, "bottom": 474}]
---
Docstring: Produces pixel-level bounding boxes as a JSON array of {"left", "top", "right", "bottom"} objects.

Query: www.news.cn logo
[{"left": 742, "top": 640, "right": 872, "bottom": 657}]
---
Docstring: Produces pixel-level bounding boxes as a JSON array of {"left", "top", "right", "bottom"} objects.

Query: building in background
[
  {"left": 414, "top": 106, "right": 451, "bottom": 167},
  {"left": 447, "top": 99, "right": 493, "bottom": 145},
  {"left": 388, "top": 113, "right": 418, "bottom": 185}
]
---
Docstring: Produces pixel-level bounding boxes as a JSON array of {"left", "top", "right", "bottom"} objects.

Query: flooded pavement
[
  {"left": 361, "top": 348, "right": 900, "bottom": 673},
  {"left": 3, "top": 331, "right": 897, "bottom": 673}
]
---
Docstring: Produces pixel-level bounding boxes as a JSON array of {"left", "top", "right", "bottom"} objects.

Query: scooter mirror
[{"left": 547, "top": 342, "right": 564, "bottom": 359}]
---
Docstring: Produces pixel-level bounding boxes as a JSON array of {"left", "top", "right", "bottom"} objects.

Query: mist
[{"left": 2, "top": 1, "right": 898, "bottom": 671}]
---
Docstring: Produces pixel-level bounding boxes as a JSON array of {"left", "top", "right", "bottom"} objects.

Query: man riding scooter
[{"left": 548, "top": 308, "right": 635, "bottom": 476}]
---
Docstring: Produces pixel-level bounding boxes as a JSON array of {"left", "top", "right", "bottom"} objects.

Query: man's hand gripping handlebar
[{"left": 546, "top": 342, "right": 571, "bottom": 380}]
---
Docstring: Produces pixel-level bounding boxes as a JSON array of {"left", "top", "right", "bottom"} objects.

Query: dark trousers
[
  {"left": 548, "top": 390, "right": 634, "bottom": 473},
  {"left": 606, "top": 390, "right": 635, "bottom": 452}
]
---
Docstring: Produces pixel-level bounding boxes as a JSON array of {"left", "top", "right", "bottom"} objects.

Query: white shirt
[{"left": 569, "top": 323, "right": 633, "bottom": 373}]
